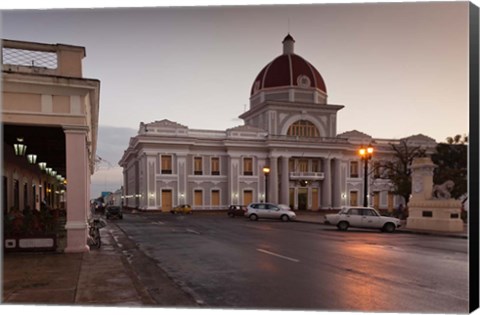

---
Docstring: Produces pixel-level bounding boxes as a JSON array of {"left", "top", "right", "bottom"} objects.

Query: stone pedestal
[
  {"left": 407, "top": 199, "right": 463, "bottom": 232},
  {"left": 405, "top": 157, "right": 463, "bottom": 232}
]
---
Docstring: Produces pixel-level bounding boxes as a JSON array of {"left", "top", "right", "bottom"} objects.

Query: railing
[
  {"left": 2, "top": 39, "right": 85, "bottom": 77},
  {"left": 268, "top": 135, "right": 349, "bottom": 144},
  {"left": 2, "top": 47, "right": 57, "bottom": 69},
  {"left": 290, "top": 172, "right": 325, "bottom": 180}
]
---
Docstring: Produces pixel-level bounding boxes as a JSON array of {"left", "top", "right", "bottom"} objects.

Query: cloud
[
  {"left": 95, "top": 125, "right": 137, "bottom": 167},
  {"left": 91, "top": 125, "right": 137, "bottom": 198}
]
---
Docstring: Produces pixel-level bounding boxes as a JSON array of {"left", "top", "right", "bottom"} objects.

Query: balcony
[
  {"left": 290, "top": 172, "right": 325, "bottom": 181},
  {"left": 2, "top": 39, "right": 85, "bottom": 78}
]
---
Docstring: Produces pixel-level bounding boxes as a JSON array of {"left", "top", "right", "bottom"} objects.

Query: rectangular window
[
  {"left": 311, "top": 160, "right": 320, "bottom": 173},
  {"left": 289, "top": 159, "right": 295, "bottom": 172},
  {"left": 211, "top": 157, "right": 220, "bottom": 175},
  {"left": 299, "top": 159, "right": 308, "bottom": 172},
  {"left": 13, "top": 179, "right": 19, "bottom": 210},
  {"left": 161, "top": 155, "right": 172, "bottom": 174},
  {"left": 194, "top": 157, "right": 203, "bottom": 175},
  {"left": 350, "top": 161, "right": 359, "bottom": 178},
  {"left": 244, "top": 158, "right": 253, "bottom": 176},
  {"left": 23, "top": 183, "right": 28, "bottom": 210},
  {"left": 373, "top": 162, "right": 381, "bottom": 178}
]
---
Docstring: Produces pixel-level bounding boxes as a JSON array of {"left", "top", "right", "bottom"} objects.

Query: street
[{"left": 105, "top": 212, "right": 468, "bottom": 313}]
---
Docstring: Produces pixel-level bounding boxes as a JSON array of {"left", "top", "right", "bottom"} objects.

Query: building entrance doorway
[
  {"left": 311, "top": 188, "right": 319, "bottom": 210},
  {"left": 298, "top": 188, "right": 308, "bottom": 210},
  {"left": 243, "top": 190, "right": 253, "bottom": 205},
  {"left": 194, "top": 190, "right": 203, "bottom": 207},
  {"left": 161, "top": 190, "right": 172, "bottom": 212}
]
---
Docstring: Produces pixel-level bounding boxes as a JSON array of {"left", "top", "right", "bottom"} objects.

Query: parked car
[
  {"left": 245, "top": 203, "right": 296, "bottom": 222},
  {"left": 105, "top": 206, "right": 123, "bottom": 220},
  {"left": 171, "top": 204, "right": 192, "bottom": 215},
  {"left": 324, "top": 206, "right": 401, "bottom": 232},
  {"left": 227, "top": 205, "right": 247, "bottom": 217}
]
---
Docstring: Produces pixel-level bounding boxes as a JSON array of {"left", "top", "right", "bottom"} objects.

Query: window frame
[{"left": 161, "top": 155, "right": 173, "bottom": 174}]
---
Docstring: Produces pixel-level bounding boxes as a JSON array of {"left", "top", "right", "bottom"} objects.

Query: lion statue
[{"left": 432, "top": 180, "right": 455, "bottom": 199}]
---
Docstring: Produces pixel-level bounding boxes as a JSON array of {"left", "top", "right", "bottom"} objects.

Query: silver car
[{"left": 245, "top": 203, "right": 296, "bottom": 222}]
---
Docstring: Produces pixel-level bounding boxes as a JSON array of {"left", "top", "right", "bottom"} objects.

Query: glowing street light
[
  {"left": 263, "top": 166, "right": 270, "bottom": 203},
  {"left": 359, "top": 144, "right": 374, "bottom": 207}
]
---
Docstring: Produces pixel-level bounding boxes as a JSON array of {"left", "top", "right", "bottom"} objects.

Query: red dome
[{"left": 251, "top": 35, "right": 327, "bottom": 96}]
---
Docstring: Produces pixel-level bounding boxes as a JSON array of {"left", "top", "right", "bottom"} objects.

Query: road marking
[
  {"left": 151, "top": 221, "right": 165, "bottom": 225},
  {"left": 257, "top": 249, "right": 300, "bottom": 263},
  {"left": 186, "top": 228, "right": 200, "bottom": 235}
]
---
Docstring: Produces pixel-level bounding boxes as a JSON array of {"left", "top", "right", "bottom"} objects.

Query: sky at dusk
[{"left": 0, "top": 1, "right": 475, "bottom": 198}]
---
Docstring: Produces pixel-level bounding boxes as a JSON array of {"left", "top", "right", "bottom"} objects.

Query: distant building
[
  {"left": 2, "top": 39, "right": 100, "bottom": 252},
  {"left": 119, "top": 34, "right": 436, "bottom": 212}
]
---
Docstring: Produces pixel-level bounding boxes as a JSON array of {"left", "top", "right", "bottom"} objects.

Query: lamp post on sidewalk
[
  {"left": 263, "top": 166, "right": 270, "bottom": 203},
  {"left": 359, "top": 145, "right": 374, "bottom": 207}
]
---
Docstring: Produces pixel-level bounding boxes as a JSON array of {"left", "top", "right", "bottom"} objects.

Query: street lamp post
[
  {"left": 359, "top": 145, "right": 374, "bottom": 207},
  {"left": 262, "top": 166, "right": 270, "bottom": 203}
]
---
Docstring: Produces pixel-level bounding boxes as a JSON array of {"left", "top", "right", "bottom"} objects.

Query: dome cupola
[{"left": 250, "top": 34, "right": 327, "bottom": 97}]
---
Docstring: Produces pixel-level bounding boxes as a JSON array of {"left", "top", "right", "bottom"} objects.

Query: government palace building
[{"left": 119, "top": 34, "right": 437, "bottom": 212}]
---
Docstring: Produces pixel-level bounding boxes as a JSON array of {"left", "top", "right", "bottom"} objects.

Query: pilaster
[{"left": 63, "top": 126, "right": 89, "bottom": 253}]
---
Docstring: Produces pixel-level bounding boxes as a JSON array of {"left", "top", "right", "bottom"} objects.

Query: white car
[
  {"left": 245, "top": 203, "right": 296, "bottom": 222},
  {"left": 324, "top": 207, "right": 401, "bottom": 232}
]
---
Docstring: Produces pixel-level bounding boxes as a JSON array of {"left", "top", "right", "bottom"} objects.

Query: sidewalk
[
  {"left": 2, "top": 225, "right": 154, "bottom": 306},
  {"left": 2, "top": 211, "right": 468, "bottom": 307}
]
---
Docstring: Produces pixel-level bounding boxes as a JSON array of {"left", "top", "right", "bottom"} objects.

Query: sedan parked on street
[
  {"left": 245, "top": 203, "right": 296, "bottom": 222},
  {"left": 324, "top": 206, "right": 401, "bottom": 232},
  {"left": 227, "top": 205, "right": 247, "bottom": 217}
]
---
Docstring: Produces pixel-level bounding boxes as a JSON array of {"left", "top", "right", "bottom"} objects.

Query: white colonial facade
[{"left": 119, "top": 34, "right": 437, "bottom": 212}]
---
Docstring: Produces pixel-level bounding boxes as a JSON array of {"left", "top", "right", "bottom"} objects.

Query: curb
[{"left": 295, "top": 218, "right": 468, "bottom": 239}]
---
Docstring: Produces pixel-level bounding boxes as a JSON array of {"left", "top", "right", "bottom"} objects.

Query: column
[
  {"left": 64, "top": 127, "right": 89, "bottom": 253},
  {"left": 332, "top": 158, "right": 342, "bottom": 209},
  {"left": 280, "top": 156, "right": 290, "bottom": 205},
  {"left": 177, "top": 154, "right": 187, "bottom": 206},
  {"left": 228, "top": 156, "right": 240, "bottom": 205},
  {"left": 269, "top": 157, "right": 279, "bottom": 204},
  {"left": 146, "top": 154, "right": 157, "bottom": 209},
  {"left": 321, "top": 158, "right": 332, "bottom": 209}
]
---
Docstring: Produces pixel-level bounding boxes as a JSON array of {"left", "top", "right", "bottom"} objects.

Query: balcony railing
[
  {"left": 2, "top": 39, "right": 85, "bottom": 77},
  {"left": 268, "top": 135, "right": 349, "bottom": 144},
  {"left": 290, "top": 172, "right": 325, "bottom": 180}
]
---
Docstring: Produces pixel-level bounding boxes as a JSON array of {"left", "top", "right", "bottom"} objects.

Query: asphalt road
[{"left": 108, "top": 212, "right": 468, "bottom": 313}]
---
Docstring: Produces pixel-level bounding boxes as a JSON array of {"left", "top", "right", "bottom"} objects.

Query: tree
[
  {"left": 378, "top": 140, "right": 427, "bottom": 206},
  {"left": 431, "top": 135, "right": 468, "bottom": 199}
]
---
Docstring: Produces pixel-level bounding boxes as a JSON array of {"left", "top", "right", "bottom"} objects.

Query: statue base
[{"left": 406, "top": 199, "right": 463, "bottom": 232}]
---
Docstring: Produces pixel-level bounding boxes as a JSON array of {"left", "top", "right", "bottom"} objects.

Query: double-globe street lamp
[
  {"left": 359, "top": 145, "right": 374, "bottom": 207},
  {"left": 262, "top": 166, "right": 270, "bottom": 203}
]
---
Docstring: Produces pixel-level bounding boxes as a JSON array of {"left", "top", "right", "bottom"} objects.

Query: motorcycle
[{"left": 87, "top": 217, "right": 107, "bottom": 249}]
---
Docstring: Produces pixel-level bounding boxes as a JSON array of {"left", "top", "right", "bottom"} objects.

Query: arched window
[{"left": 287, "top": 120, "right": 320, "bottom": 137}]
